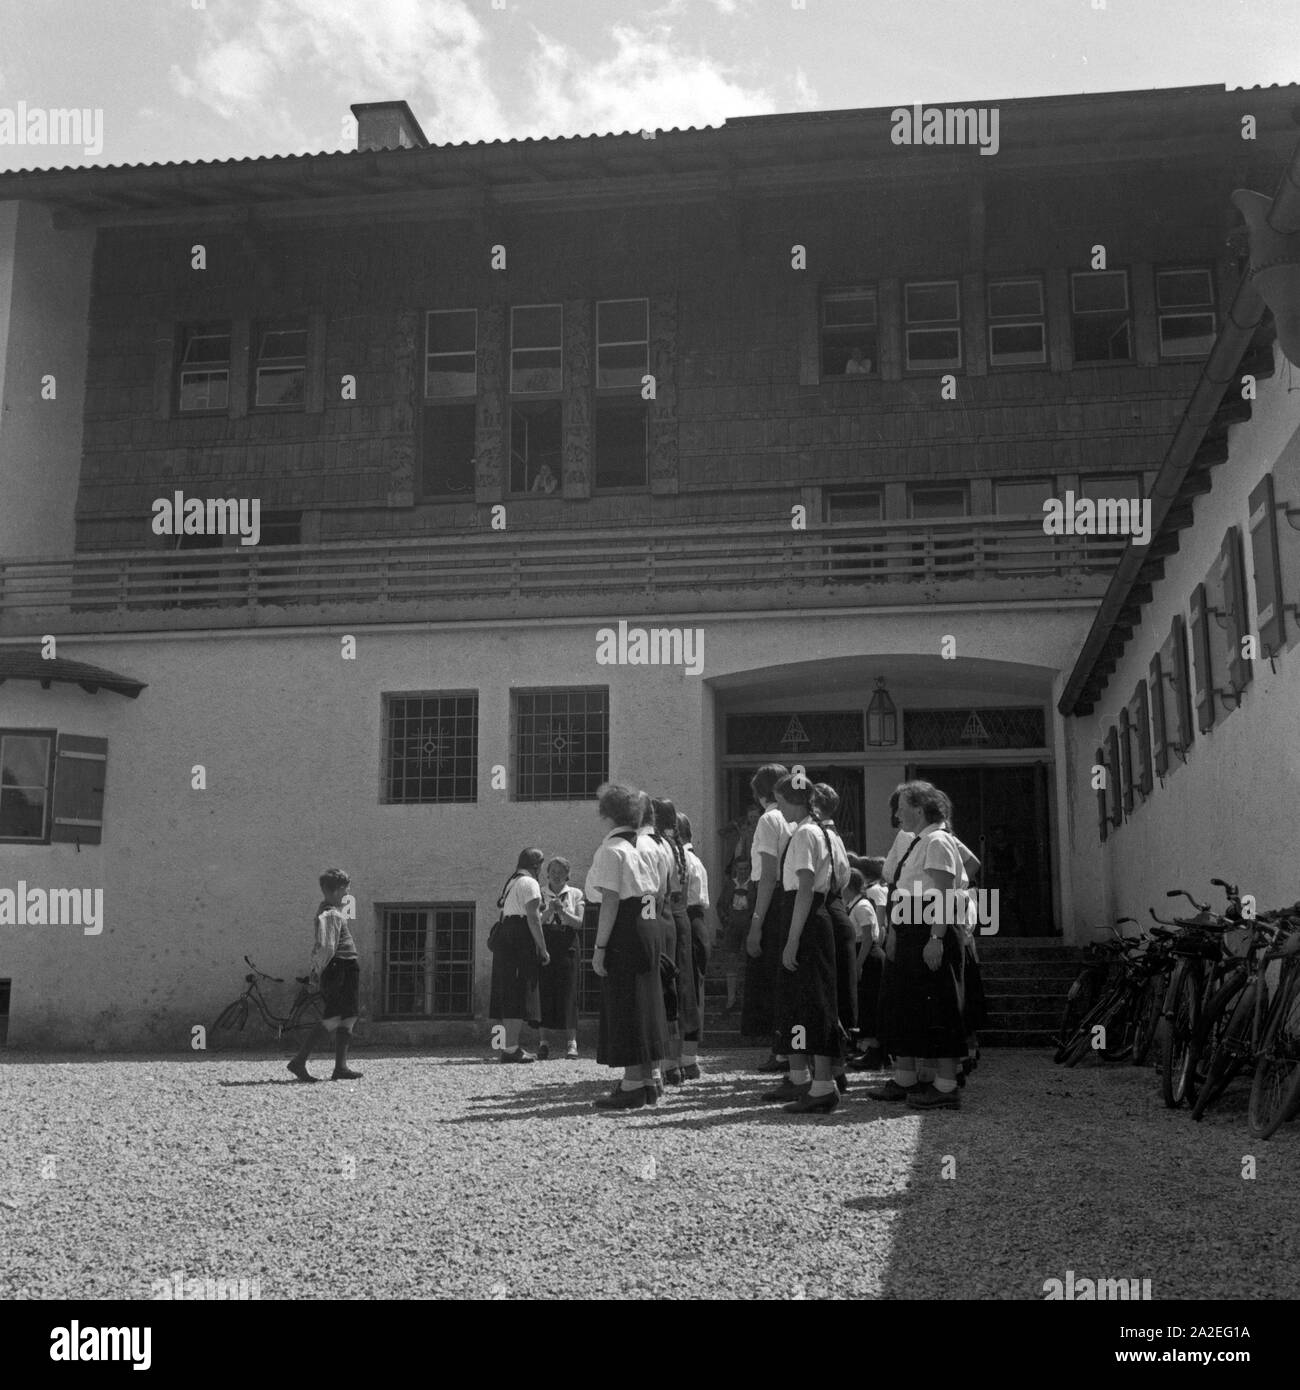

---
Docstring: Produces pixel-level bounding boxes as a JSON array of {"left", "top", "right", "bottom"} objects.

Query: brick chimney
[{"left": 350, "top": 101, "right": 429, "bottom": 152}]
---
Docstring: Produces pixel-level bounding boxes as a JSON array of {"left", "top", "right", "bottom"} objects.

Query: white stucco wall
[
  {"left": 0, "top": 601, "right": 1092, "bottom": 1047},
  {"left": 0, "top": 201, "right": 94, "bottom": 559},
  {"left": 1066, "top": 341, "right": 1300, "bottom": 932}
]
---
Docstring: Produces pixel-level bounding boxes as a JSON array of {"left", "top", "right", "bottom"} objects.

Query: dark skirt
[
  {"left": 671, "top": 894, "right": 700, "bottom": 1036},
  {"left": 961, "top": 940, "right": 987, "bottom": 1034},
  {"left": 740, "top": 885, "right": 787, "bottom": 1039},
  {"left": 878, "top": 922, "right": 966, "bottom": 1059},
  {"left": 320, "top": 957, "right": 360, "bottom": 1019},
  {"left": 488, "top": 915, "right": 541, "bottom": 1026},
  {"left": 598, "top": 895, "right": 671, "bottom": 1067},
  {"left": 539, "top": 923, "right": 579, "bottom": 1032},
  {"left": 655, "top": 897, "right": 679, "bottom": 1022},
  {"left": 775, "top": 892, "right": 843, "bottom": 1059},
  {"left": 857, "top": 950, "right": 883, "bottom": 1038},
  {"left": 828, "top": 895, "right": 858, "bottom": 1036},
  {"left": 686, "top": 905, "right": 708, "bottom": 1042}
]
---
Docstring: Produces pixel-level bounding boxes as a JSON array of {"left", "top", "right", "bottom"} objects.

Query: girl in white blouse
[{"left": 744, "top": 764, "right": 792, "bottom": 1073}]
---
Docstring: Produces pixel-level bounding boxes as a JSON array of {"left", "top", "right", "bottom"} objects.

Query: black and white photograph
[{"left": 1, "top": 0, "right": 1299, "bottom": 1356}]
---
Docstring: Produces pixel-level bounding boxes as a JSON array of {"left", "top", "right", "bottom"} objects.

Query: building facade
[{"left": 1, "top": 84, "right": 1297, "bottom": 1047}]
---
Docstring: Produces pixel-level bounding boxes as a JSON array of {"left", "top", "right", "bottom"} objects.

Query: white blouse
[
  {"left": 782, "top": 817, "right": 833, "bottom": 893},
  {"left": 750, "top": 805, "right": 791, "bottom": 884},
  {"left": 543, "top": 885, "right": 584, "bottom": 924},
  {"left": 591, "top": 829, "right": 660, "bottom": 900},
  {"left": 500, "top": 873, "right": 542, "bottom": 918},
  {"left": 684, "top": 846, "right": 710, "bottom": 909},
  {"left": 637, "top": 830, "right": 674, "bottom": 897}
]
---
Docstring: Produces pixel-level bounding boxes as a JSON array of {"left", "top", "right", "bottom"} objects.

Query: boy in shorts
[{"left": 287, "top": 868, "right": 363, "bottom": 1082}]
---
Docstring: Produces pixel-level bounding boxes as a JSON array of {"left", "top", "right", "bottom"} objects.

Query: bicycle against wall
[{"left": 210, "top": 956, "right": 323, "bottom": 1047}]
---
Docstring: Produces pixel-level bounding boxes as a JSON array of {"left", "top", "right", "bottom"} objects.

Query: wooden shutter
[
  {"left": 1218, "top": 524, "right": 1253, "bottom": 695},
  {"left": 154, "top": 320, "right": 177, "bottom": 420},
  {"left": 50, "top": 735, "right": 107, "bottom": 846},
  {"left": 1171, "top": 615, "right": 1194, "bottom": 753},
  {"left": 1134, "top": 677, "right": 1153, "bottom": 795},
  {"left": 1149, "top": 654, "right": 1168, "bottom": 777},
  {"left": 798, "top": 282, "right": 821, "bottom": 386},
  {"left": 1105, "top": 726, "right": 1122, "bottom": 827},
  {"left": 1248, "top": 474, "right": 1285, "bottom": 654},
  {"left": 1119, "top": 708, "right": 1134, "bottom": 813},
  {"left": 1189, "top": 584, "right": 1215, "bottom": 733},
  {"left": 1096, "top": 744, "right": 1109, "bottom": 843},
  {"left": 305, "top": 309, "right": 326, "bottom": 414}
]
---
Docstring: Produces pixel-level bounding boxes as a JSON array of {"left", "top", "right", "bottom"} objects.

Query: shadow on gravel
[{"left": 217, "top": 1078, "right": 308, "bottom": 1087}]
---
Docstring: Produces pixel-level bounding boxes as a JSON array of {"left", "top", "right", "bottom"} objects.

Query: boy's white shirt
[{"left": 312, "top": 908, "right": 347, "bottom": 976}]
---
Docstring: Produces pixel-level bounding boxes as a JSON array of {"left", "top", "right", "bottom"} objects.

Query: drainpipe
[{"left": 1057, "top": 133, "right": 1300, "bottom": 717}]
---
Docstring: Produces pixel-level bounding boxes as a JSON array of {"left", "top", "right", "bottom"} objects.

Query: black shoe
[
  {"left": 784, "top": 1088, "right": 840, "bottom": 1115},
  {"left": 755, "top": 1056, "right": 788, "bottom": 1074},
  {"left": 848, "top": 1045, "right": 885, "bottom": 1072},
  {"left": 499, "top": 1047, "right": 536, "bottom": 1064},
  {"left": 331, "top": 1066, "right": 363, "bottom": 1080},
  {"left": 761, "top": 1078, "right": 811, "bottom": 1102},
  {"left": 956, "top": 1071, "right": 967, "bottom": 1088},
  {"left": 286, "top": 1060, "right": 318, "bottom": 1083},
  {"left": 865, "top": 1079, "right": 924, "bottom": 1102},
  {"left": 643, "top": 1085, "right": 659, "bottom": 1106},
  {"left": 664, "top": 1067, "right": 684, "bottom": 1086},
  {"left": 594, "top": 1086, "right": 647, "bottom": 1111},
  {"left": 681, "top": 1063, "right": 701, "bottom": 1080},
  {"left": 835, "top": 1072, "right": 848, "bottom": 1094},
  {"left": 906, "top": 1083, "right": 961, "bottom": 1111},
  {"left": 537, "top": 1042, "right": 550, "bottom": 1061}
]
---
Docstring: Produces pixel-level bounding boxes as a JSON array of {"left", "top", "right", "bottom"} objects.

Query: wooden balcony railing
[{"left": 0, "top": 517, "right": 1125, "bottom": 633}]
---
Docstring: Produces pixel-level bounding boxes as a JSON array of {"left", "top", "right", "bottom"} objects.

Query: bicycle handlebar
[
  {"left": 1166, "top": 888, "right": 1210, "bottom": 913},
  {"left": 242, "top": 955, "right": 284, "bottom": 984}
]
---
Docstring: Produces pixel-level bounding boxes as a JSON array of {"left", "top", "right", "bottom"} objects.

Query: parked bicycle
[
  {"left": 1151, "top": 881, "right": 1245, "bottom": 1109},
  {"left": 210, "top": 956, "right": 323, "bottom": 1046},
  {"left": 1055, "top": 924, "right": 1154, "bottom": 1067}
]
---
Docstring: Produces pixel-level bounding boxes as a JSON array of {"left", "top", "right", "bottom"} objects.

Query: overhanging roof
[
  {"left": 1, "top": 83, "right": 1297, "bottom": 223},
  {"left": 0, "top": 648, "right": 146, "bottom": 699}
]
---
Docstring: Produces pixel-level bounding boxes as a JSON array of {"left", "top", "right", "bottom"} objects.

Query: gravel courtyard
[{"left": 2, "top": 1047, "right": 1295, "bottom": 1301}]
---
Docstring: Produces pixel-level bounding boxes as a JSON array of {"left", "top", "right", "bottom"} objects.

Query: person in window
[
  {"left": 590, "top": 784, "right": 670, "bottom": 1109},
  {"left": 530, "top": 461, "right": 559, "bottom": 495},
  {"left": 489, "top": 848, "right": 550, "bottom": 1063},
  {"left": 843, "top": 346, "right": 872, "bottom": 375},
  {"left": 538, "top": 857, "right": 583, "bottom": 1061},
  {"left": 868, "top": 782, "right": 969, "bottom": 1110}
]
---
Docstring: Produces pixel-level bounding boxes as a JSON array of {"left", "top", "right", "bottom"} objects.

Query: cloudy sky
[{"left": 1, "top": 0, "right": 1298, "bottom": 170}]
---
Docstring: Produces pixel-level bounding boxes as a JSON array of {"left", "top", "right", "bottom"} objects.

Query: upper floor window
[
  {"left": 510, "top": 401, "right": 563, "bottom": 495},
  {"left": 511, "top": 305, "right": 563, "bottom": 394},
  {"left": 987, "top": 277, "right": 1046, "bottom": 367},
  {"left": 908, "top": 485, "right": 968, "bottom": 519},
  {"left": 904, "top": 281, "right": 961, "bottom": 371},
  {"left": 1071, "top": 270, "right": 1131, "bottom": 363},
  {"left": 425, "top": 310, "right": 477, "bottom": 398},
  {"left": 596, "top": 299, "right": 648, "bottom": 389},
  {"left": 253, "top": 323, "right": 306, "bottom": 408},
  {"left": 178, "top": 324, "right": 231, "bottom": 412},
  {"left": 1, "top": 730, "right": 54, "bottom": 842},
  {"left": 821, "top": 288, "right": 878, "bottom": 377},
  {"left": 1157, "top": 268, "right": 1215, "bottom": 359}
]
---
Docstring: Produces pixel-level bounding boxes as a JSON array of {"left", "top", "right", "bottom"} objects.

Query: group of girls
[
  {"left": 742, "top": 765, "right": 986, "bottom": 1114},
  {"left": 487, "top": 787, "right": 711, "bottom": 1109}
]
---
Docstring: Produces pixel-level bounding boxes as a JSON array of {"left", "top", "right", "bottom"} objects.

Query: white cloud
[{"left": 521, "top": 23, "right": 793, "bottom": 138}]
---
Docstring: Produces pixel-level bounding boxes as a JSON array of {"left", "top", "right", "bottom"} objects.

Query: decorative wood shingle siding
[{"left": 74, "top": 162, "right": 1238, "bottom": 550}]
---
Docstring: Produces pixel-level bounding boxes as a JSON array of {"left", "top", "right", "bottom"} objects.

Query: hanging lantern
[
  {"left": 1232, "top": 188, "right": 1300, "bottom": 368},
  {"left": 866, "top": 677, "right": 897, "bottom": 746}
]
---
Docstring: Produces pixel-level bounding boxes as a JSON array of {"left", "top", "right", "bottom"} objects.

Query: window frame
[
  {"left": 424, "top": 308, "right": 479, "bottom": 401},
  {"left": 820, "top": 285, "right": 880, "bottom": 380},
  {"left": 377, "top": 902, "right": 476, "bottom": 1020},
  {"left": 1156, "top": 265, "right": 1216, "bottom": 361},
  {"left": 1133, "top": 676, "right": 1153, "bottom": 797},
  {"left": 382, "top": 692, "right": 480, "bottom": 805},
  {"left": 987, "top": 275, "right": 1047, "bottom": 368},
  {"left": 418, "top": 401, "right": 478, "bottom": 501},
  {"left": 593, "top": 396, "right": 649, "bottom": 494},
  {"left": 904, "top": 279, "right": 962, "bottom": 372},
  {"left": 1070, "top": 269, "right": 1133, "bottom": 364},
  {"left": 251, "top": 321, "right": 307, "bottom": 410},
  {"left": 512, "top": 686, "right": 611, "bottom": 803},
  {"left": 0, "top": 727, "right": 57, "bottom": 845},
  {"left": 509, "top": 398, "right": 565, "bottom": 498},
  {"left": 1104, "top": 725, "right": 1123, "bottom": 828},
  {"left": 595, "top": 298, "right": 649, "bottom": 393},
  {"left": 510, "top": 303, "right": 564, "bottom": 396},
  {"left": 177, "top": 323, "right": 232, "bottom": 414}
]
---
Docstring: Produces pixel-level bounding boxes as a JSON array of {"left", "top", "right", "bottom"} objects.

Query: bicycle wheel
[
  {"left": 287, "top": 989, "right": 323, "bottom": 1032},
  {"left": 1099, "top": 989, "right": 1136, "bottom": 1062},
  {"left": 1161, "top": 963, "right": 1198, "bottom": 1108},
  {"left": 1061, "top": 988, "right": 1120, "bottom": 1068},
  {"left": 1131, "top": 973, "right": 1164, "bottom": 1067},
  {"left": 1248, "top": 970, "right": 1300, "bottom": 1139},
  {"left": 209, "top": 999, "right": 249, "bottom": 1047},
  {"left": 1191, "top": 980, "right": 1254, "bottom": 1122},
  {"left": 1054, "top": 974, "right": 1097, "bottom": 1063}
]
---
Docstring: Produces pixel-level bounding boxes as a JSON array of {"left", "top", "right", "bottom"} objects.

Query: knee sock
[
  {"left": 334, "top": 1028, "right": 352, "bottom": 1071},
  {"left": 809, "top": 1078, "right": 836, "bottom": 1097},
  {"left": 893, "top": 1067, "right": 918, "bottom": 1087},
  {"left": 933, "top": 1076, "right": 958, "bottom": 1094},
  {"left": 787, "top": 1054, "right": 809, "bottom": 1086},
  {"left": 682, "top": 1041, "right": 699, "bottom": 1064},
  {"left": 621, "top": 1066, "right": 642, "bottom": 1091}
]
